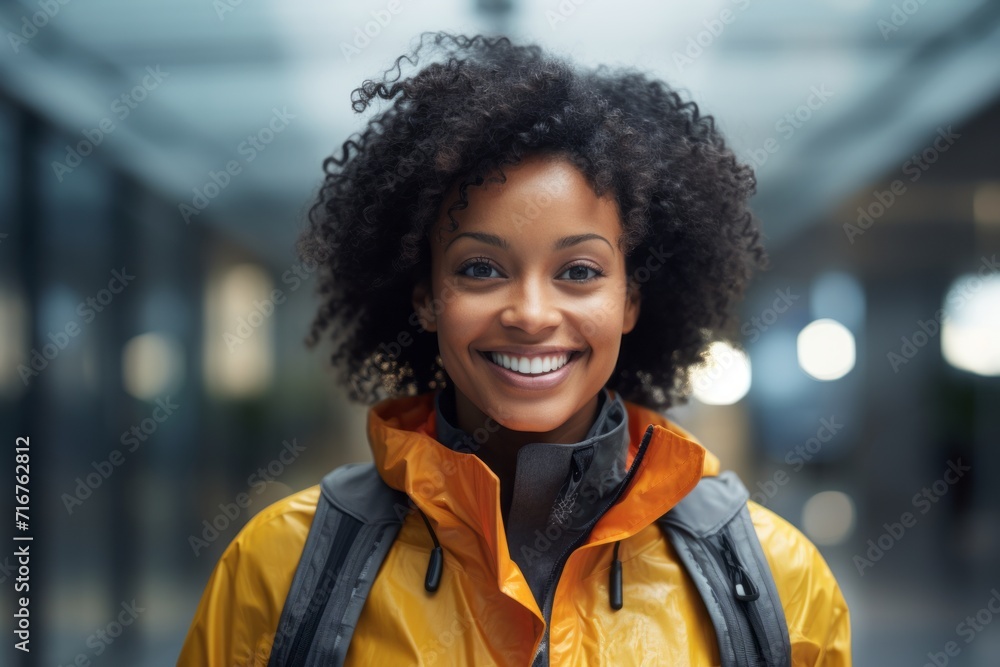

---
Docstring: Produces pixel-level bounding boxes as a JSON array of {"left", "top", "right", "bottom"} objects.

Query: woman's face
[{"left": 412, "top": 153, "right": 641, "bottom": 434}]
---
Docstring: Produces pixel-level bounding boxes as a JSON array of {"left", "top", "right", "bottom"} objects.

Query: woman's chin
[{"left": 482, "top": 402, "right": 574, "bottom": 435}]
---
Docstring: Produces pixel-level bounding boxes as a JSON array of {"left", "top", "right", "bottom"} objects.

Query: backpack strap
[
  {"left": 657, "top": 470, "right": 791, "bottom": 667},
  {"left": 267, "top": 463, "right": 409, "bottom": 667}
]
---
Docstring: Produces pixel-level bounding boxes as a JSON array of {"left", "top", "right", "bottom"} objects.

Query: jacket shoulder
[
  {"left": 747, "top": 501, "right": 852, "bottom": 666},
  {"left": 178, "top": 485, "right": 322, "bottom": 667}
]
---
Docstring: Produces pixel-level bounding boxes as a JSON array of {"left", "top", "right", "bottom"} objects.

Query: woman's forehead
[{"left": 431, "top": 156, "right": 622, "bottom": 248}]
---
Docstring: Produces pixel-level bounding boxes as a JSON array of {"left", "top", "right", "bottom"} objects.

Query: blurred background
[{"left": 1, "top": 0, "right": 998, "bottom": 665}]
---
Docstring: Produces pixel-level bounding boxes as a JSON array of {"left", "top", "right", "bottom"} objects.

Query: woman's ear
[
  {"left": 411, "top": 280, "right": 437, "bottom": 333},
  {"left": 622, "top": 277, "right": 641, "bottom": 334}
]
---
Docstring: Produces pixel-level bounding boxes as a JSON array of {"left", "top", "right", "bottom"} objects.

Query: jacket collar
[
  {"left": 433, "top": 385, "right": 632, "bottom": 607},
  {"left": 366, "top": 389, "right": 719, "bottom": 609}
]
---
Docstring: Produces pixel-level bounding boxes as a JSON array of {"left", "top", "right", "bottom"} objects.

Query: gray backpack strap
[
  {"left": 657, "top": 471, "right": 791, "bottom": 667},
  {"left": 267, "top": 463, "right": 410, "bottom": 667}
]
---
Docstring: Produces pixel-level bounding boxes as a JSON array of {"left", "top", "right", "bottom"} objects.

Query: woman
[{"left": 180, "top": 31, "right": 851, "bottom": 666}]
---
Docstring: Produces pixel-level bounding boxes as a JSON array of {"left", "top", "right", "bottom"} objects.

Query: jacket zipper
[
  {"left": 705, "top": 531, "right": 767, "bottom": 664},
  {"left": 286, "top": 514, "right": 363, "bottom": 666},
  {"left": 530, "top": 424, "right": 656, "bottom": 666},
  {"left": 721, "top": 531, "right": 768, "bottom": 660}
]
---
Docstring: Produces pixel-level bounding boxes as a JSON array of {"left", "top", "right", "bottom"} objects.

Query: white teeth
[{"left": 488, "top": 352, "right": 572, "bottom": 375}]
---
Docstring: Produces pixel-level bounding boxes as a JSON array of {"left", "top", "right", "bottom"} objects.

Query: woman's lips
[{"left": 478, "top": 350, "right": 583, "bottom": 390}]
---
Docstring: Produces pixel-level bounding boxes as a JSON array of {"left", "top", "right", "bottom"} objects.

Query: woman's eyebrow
[
  {"left": 554, "top": 233, "right": 613, "bottom": 251},
  {"left": 445, "top": 232, "right": 508, "bottom": 250},
  {"left": 445, "top": 232, "right": 612, "bottom": 251}
]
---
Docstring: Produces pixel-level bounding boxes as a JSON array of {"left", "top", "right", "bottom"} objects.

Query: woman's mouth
[
  {"left": 477, "top": 349, "right": 584, "bottom": 390},
  {"left": 483, "top": 350, "right": 581, "bottom": 375}
]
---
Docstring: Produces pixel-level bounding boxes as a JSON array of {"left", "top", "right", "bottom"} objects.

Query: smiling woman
[
  {"left": 179, "top": 31, "right": 851, "bottom": 666},
  {"left": 410, "top": 154, "right": 643, "bottom": 522},
  {"left": 413, "top": 154, "right": 640, "bottom": 434}
]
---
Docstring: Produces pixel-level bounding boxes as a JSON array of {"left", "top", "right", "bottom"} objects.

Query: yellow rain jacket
[{"left": 179, "top": 392, "right": 851, "bottom": 666}]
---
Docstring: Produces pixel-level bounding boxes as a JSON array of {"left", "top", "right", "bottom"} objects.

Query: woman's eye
[
  {"left": 560, "top": 264, "right": 601, "bottom": 281},
  {"left": 460, "top": 261, "right": 501, "bottom": 279},
  {"left": 458, "top": 260, "right": 601, "bottom": 281}
]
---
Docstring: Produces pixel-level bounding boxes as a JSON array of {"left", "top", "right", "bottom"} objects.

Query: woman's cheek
[
  {"left": 437, "top": 296, "right": 479, "bottom": 337},
  {"left": 575, "top": 294, "right": 624, "bottom": 341}
]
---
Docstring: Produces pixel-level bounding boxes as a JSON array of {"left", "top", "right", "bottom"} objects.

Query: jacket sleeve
[
  {"left": 177, "top": 487, "right": 319, "bottom": 667},
  {"left": 748, "top": 501, "right": 852, "bottom": 667}
]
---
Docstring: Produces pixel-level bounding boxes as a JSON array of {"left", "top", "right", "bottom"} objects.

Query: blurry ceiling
[{"left": 2, "top": 0, "right": 999, "bottom": 261}]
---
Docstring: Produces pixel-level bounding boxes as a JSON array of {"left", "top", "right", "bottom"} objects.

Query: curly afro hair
[{"left": 298, "top": 31, "right": 767, "bottom": 411}]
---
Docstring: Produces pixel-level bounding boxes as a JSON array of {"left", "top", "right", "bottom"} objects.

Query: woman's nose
[{"left": 498, "top": 278, "right": 562, "bottom": 334}]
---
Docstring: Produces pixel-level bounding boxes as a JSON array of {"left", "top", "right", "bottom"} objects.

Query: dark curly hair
[{"left": 298, "top": 31, "right": 767, "bottom": 411}]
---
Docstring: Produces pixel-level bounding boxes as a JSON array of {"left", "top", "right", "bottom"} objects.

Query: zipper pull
[
  {"left": 721, "top": 533, "right": 759, "bottom": 602},
  {"left": 425, "top": 545, "right": 443, "bottom": 593},
  {"left": 418, "top": 508, "right": 444, "bottom": 593},
  {"left": 609, "top": 540, "right": 623, "bottom": 610},
  {"left": 732, "top": 563, "right": 759, "bottom": 602}
]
